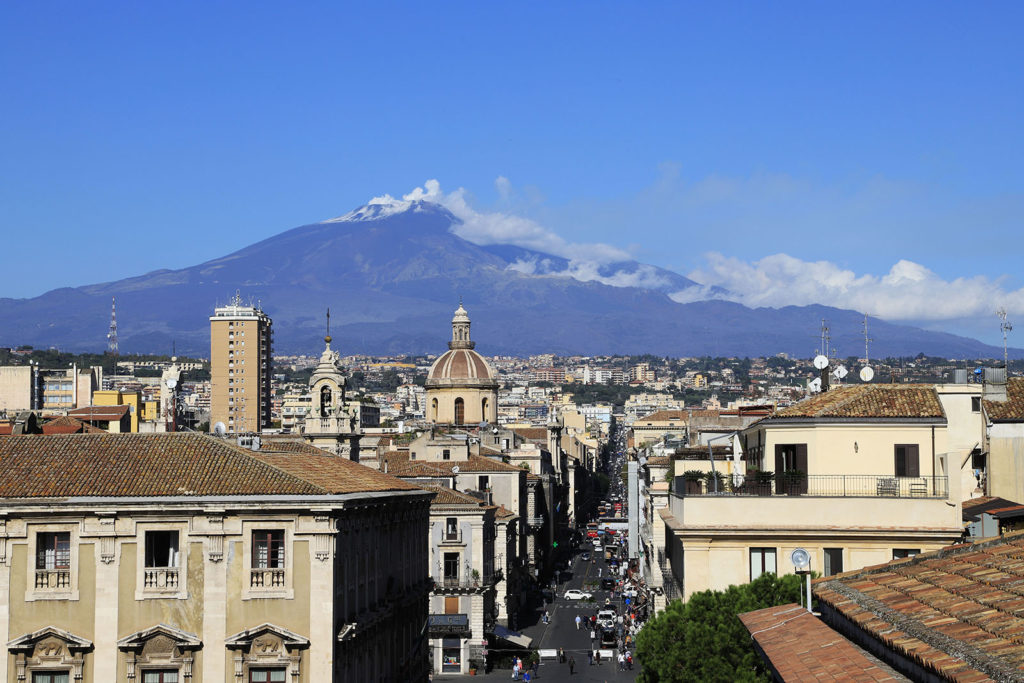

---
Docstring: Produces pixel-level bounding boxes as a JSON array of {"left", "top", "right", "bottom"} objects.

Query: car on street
[
  {"left": 564, "top": 589, "right": 592, "bottom": 600},
  {"left": 581, "top": 551, "right": 591, "bottom": 561},
  {"left": 601, "top": 577, "right": 616, "bottom": 590},
  {"left": 622, "top": 586, "right": 638, "bottom": 598},
  {"left": 597, "top": 609, "right": 617, "bottom": 629}
]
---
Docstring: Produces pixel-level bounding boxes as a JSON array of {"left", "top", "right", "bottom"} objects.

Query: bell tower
[{"left": 300, "top": 311, "right": 361, "bottom": 460}]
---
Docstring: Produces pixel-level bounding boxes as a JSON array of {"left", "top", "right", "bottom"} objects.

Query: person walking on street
[
  {"left": 587, "top": 650, "right": 593, "bottom": 666},
  {"left": 568, "top": 656, "right": 575, "bottom": 675},
  {"left": 575, "top": 614, "right": 581, "bottom": 630}
]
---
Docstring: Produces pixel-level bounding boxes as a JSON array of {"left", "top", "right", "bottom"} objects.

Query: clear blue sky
[{"left": 2, "top": 2, "right": 1022, "bottom": 341}]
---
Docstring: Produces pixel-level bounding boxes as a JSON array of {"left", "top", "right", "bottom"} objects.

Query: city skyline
[{"left": 2, "top": 3, "right": 1022, "bottom": 345}]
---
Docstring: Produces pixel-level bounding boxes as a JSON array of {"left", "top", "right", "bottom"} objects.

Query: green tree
[{"left": 636, "top": 573, "right": 804, "bottom": 682}]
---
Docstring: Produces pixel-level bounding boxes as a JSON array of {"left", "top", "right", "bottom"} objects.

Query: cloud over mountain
[{"left": 682, "top": 252, "right": 1024, "bottom": 321}]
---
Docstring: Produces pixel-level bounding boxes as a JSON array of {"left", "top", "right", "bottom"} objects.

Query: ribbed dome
[{"left": 426, "top": 349, "right": 497, "bottom": 385}]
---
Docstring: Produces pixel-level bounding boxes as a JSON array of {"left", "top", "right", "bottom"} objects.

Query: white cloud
[{"left": 678, "top": 252, "right": 1024, "bottom": 321}]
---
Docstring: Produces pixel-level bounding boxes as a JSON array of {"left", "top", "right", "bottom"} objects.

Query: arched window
[
  {"left": 431, "top": 398, "right": 439, "bottom": 422},
  {"left": 481, "top": 397, "right": 489, "bottom": 421},
  {"left": 454, "top": 397, "right": 465, "bottom": 425}
]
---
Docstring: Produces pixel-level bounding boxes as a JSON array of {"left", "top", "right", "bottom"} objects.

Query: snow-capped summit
[{"left": 323, "top": 180, "right": 449, "bottom": 223}]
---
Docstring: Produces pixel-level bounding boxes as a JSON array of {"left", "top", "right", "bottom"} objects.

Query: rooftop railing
[{"left": 673, "top": 474, "right": 948, "bottom": 499}]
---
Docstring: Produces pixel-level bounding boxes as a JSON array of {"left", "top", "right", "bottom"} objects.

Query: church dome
[
  {"left": 427, "top": 348, "right": 497, "bottom": 386},
  {"left": 424, "top": 303, "right": 499, "bottom": 388}
]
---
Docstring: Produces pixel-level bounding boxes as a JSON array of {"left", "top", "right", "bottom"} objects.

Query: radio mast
[{"left": 107, "top": 297, "right": 119, "bottom": 355}]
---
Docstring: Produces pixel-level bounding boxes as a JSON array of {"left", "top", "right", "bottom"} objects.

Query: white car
[{"left": 564, "top": 589, "right": 592, "bottom": 600}]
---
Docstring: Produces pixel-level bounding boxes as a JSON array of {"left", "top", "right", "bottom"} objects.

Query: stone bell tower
[{"left": 300, "top": 314, "right": 361, "bottom": 460}]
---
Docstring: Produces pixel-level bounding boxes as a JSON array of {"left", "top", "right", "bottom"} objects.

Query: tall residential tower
[{"left": 210, "top": 293, "right": 273, "bottom": 433}]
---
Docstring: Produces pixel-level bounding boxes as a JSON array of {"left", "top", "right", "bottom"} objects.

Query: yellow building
[
  {"left": 209, "top": 295, "right": 273, "bottom": 434},
  {"left": 425, "top": 305, "right": 498, "bottom": 425},
  {"left": 0, "top": 433, "right": 433, "bottom": 682},
  {"left": 660, "top": 384, "right": 964, "bottom": 601},
  {"left": 92, "top": 389, "right": 142, "bottom": 432}
]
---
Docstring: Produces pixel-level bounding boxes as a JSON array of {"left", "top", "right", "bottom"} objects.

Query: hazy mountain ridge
[{"left": 0, "top": 200, "right": 1018, "bottom": 359}]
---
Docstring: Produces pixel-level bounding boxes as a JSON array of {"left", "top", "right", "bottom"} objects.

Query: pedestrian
[
  {"left": 533, "top": 660, "right": 539, "bottom": 678},
  {"left": 568, "top": 656, "right": 575, "bottom": 675},
  {"left": 523, "top": 671, "right": 531, "bottom": 683},
  {"left": 559, "top": 647, "right": 565, "bottom": 663},
  {"left": 618, "top": 652, "right": 625, "bottom": 670},
  {"left": 627, "top": 651, "right": 633, "bottom": 670},
  {"left": 587, "top": 650, "right": 593, "bottom": 666},
  {"left": 596, "top": 650, "right": 602, "bottom": 666},
  {"left": 575, "top": 614, "right": 581, "bottom": 630},
  {"left": 598, "top": 567, "right": 602, "bottom": 577}
]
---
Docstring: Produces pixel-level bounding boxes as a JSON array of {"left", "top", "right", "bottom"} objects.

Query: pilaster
[
  {"left": 202, "top": 514, "right": 227, "bottom": 683},
  {"left": 92, "top": 516, "right": 119, "bottom": 682},
  {"left": 308, "top": 514, "right": 335, "bottom": 681},
  {"left": 0, "top": 517, "right": 8, "bottom": 682}
]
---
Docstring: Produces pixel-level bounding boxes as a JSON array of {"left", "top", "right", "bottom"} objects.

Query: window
[
  {"left": 454, "top": 397, "right": 465, "bottom": 425},
  {"left": 892, "top": 548, "right": 919, "bottom": 559},
  {"left": 442, "top": 449, "right": 451, "bottom": 461},
  {"left": 894, "top": 444, "right": 920, "bottom": 477},
  {"left": 253, "top": 530, "right": 285, "bottom": 568},
  {"left": 248, "top": 670, "right": 286, "bottom": 683},
  {"left": 972, "top": 396, "right": 981, "bottom": 412},
  {"left": 32, "top": 674, "right": 70, "bottom": 683},
  {"left": 478, "top": 475, "right": 489, "bottom": 491},
  {"left": 749, "top": 547, "right": 776, "bottom": 580},
  {"left": 251, "top": 530, "right": 285, "bottom": 588},
  {"left": 972, "top": 449, "right": 986, "bottom": 470},
  {"left": 445, "top": 517, "right": 459, "bottom": 542},
  {"left": 142, "top": 672, "right": 179, "bottom": 683},
  {"left": 443, "top": 552, "right": 460, "bottom": 581},
  {"left": 37, "top": 532, "right": 70, "bottom": 570},
  {"left": 144, "top": 530, "right": 180, "bottom": 590},
  {"left": 823, "top": 548, "right": 844, "bottom": 576}
]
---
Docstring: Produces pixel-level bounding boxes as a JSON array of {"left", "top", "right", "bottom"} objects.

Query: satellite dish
[
  {"left": 859, "top": 366, "right": 875, "bottom": 382},
  {"left": 451, "top": 465, "right": 460, "bottom": 474},
  {"left": 833, "top": 365, "right": 848, "bottom": 380},
  {"left": 213, "top": 422, "right": 227, "bottom": 436},
  {"left": 808, "top": 377, "right": 822, "bottom": 393},
  {"left": 813, "top": 355, "right": 829, "bottom": 370},
  {"left": 790, "top": 547, "right": 811, "bottom": 571}
]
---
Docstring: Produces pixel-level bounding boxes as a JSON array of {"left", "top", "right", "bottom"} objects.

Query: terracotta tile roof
[
  {"left": 67, "top": 405, "right": 130, "bottom": 420},
  {"left": 0, "top": 433, "right": 420, "bottom": 498},
  {"left": 739, "top": 603, "right": 907, "bottom": 681},
  {"left": 962, "top": 497, "right": 1022, "bottom": 522},
  {"left": 419, "top": 485, "right": 488, "bottom": 507},
  {"left": 41, "top": 416, "right": 105, "bottom": 434},
  {"left": 814, "top": 530, "right": 1024, "bottom": 681},
  {"left": 645, "top": 456, "right": 671, "bottom": 466},
  {"left": 495, "top": 505, "right": 517, "bottom": 519},
  {"left": 771, "top": 385, "right": 945, "bottom": 420},
  {"left": 983, "top": 378, "right": 1024, "bottom": 421},
  {"left": 513, "top": 427, "right": 548, "bottom": 442},
  {"left": 254, "top": 437, "right": 329, "bottom": 455},
  {"left": 381, "top": 451, "right": 524, "bottom": 477}
]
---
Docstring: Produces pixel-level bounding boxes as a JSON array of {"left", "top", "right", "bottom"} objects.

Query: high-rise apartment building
[{"left": 210, "top": 294, "right": 272, "bottom": 433}]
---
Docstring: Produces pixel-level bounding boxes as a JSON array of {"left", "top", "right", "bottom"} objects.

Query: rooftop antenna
[
  {"left": 231, "top": 289, "right": 242, "bottom": 307},
  {"left": 998, "top": 308, "right": 1013, "bottom": 369},
  {"left": 325, "top": 307, "right": 332, "bottom": 344},
  {"left": 859, "top": 314, "right": 875, "bottom": 382},
  {"left": 107, "top": 296, "right": 119, "bottom": 355}
]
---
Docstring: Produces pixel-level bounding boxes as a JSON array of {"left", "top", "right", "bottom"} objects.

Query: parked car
[
  {"left": 564, "top": 589, "right": 592, "bottom": 600},
  {"left": 622, "top": 586, "right": 638, "bottom": 598}
]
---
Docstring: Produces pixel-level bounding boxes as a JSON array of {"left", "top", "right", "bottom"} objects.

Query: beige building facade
[
  {"left": 0, "top": 433, "right": 433, "bottom": 683},
  {"left": 210, "top": 295, "right": 273, "bottom": 434},
  {"left": 658, "top": 384, "right": 966, "bottom": 601}
]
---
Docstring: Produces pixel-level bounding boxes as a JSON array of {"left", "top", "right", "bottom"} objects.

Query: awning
[{"left": 492, "top": 625, "right": 532, "bottom": 649}]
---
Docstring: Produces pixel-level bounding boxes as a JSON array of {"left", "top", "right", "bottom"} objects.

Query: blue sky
[{"left": 2, "top": 3, "right": 1022, "bottom": 344}]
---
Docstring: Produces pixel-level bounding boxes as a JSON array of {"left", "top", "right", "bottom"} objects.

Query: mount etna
[{"left": 0, "top": 199, "right": 1017, "bottom": 360}]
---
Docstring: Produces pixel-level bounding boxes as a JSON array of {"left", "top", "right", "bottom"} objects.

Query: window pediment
[
  {"left": 225, "top": 624, "right": 309, "bottom": 682},
  {"left": 8, "top": 627, "right": 92, "bottom": 680}
]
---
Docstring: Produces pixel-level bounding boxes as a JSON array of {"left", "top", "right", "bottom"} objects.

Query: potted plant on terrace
[
  {"left": 703, "top": 470, "right": 726, "bottom": 494},
  {"left": 682, "top": 470, "right": 705, "bottom": 495},
  {"left": 743, "top": 468, "right": 774, "bottom": 495},
  {"left": 780, "top": 469, "right": 807, "bottom": 496}
]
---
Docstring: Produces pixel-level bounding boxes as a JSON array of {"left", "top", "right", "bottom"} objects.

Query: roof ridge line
[{"left": 222, "top": 438, "right": 329, "bottom": 495}]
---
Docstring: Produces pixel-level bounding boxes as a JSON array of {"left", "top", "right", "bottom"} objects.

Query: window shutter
[
  {"left": 774, "top": 445, "right": 784, "bottom": 474},
  {"left": 795, "top": 444, "right": 808, "bottom": 473},
  {"left": 907, "top": 444, "right": 920, "bottom": 477}
]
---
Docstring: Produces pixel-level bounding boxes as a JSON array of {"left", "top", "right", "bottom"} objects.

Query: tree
[{"left": 636, "top": 573, "right": 804, "bottom": 682}]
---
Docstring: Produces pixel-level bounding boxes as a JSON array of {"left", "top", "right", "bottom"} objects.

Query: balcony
[
  {"left": 143, "top": 567, "right": 179, "bottom": 589},
  {"left": 35, "top": 569, "right": 70, "bottom": 589},
  {"left": 527, "top": 516, "right": 545, "bottom": 528},
  {"left": 675, "top": 474, "right": 948, "bottom": 499},
  {"left": 250, "top": 568, "right": 286, "bottom": 588},
  {"left": 667, "top": 474, "right": 959, "bottom": 534},
  {"left": 435, "top": 571, "right": 502, "bottom": 591},
  {"left": 441, "top": 529, "right": 464, "bottom": 545}
]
